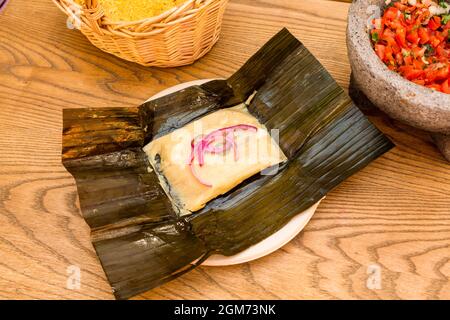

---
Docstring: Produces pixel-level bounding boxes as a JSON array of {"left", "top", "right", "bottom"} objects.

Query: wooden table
[{"left": 0, "top": 0, "right": 449, "bottom": 300}]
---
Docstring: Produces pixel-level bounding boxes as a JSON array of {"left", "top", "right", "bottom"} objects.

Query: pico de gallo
[{"left": 370, "top": 0, "right": 450, "bottom": 93}]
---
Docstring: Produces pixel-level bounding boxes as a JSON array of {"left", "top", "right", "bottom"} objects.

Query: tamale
[
  {"left": 62, "top": 28, "right": 394, "bottom": 299},
  {"left": 143, "top": 103, "right": 287, "bottom": 214}
]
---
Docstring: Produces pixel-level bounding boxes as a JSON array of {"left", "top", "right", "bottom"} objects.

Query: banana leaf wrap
[{"left": 62, "top": 29, "right": 394, "bottom": 299}]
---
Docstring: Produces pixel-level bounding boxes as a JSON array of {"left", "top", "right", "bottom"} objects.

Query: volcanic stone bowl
[{"left": 347, "top": 0, "right": 450, "bottom": 160}]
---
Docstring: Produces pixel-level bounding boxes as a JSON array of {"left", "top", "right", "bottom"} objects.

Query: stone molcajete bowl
[{"left": 347, "top": 0, "right": 450, "bottom": 161}]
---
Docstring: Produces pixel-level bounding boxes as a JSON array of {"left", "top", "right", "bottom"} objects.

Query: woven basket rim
[
  {"left": 52, "top": 0, "right": 229, "bottom": 67},
  {"left": 54, "top": 0, "right": 219, "bottom": 35}
]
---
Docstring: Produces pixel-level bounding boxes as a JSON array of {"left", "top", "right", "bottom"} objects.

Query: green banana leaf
[{"left": 62, "top": 28, "right": 394, "bottom": 299}]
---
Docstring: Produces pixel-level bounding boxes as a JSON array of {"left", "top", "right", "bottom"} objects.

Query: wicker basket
[{"left": 53, "top": 0, "right": 229, "bottom": 67}]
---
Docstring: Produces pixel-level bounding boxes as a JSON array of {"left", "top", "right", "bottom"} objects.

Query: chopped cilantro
[
  {"left": 371, "top": 32, "right": 379, "bottom": 42},
  {"left": 439, "top": 1, "right": 448, "bottom": 9},
  {"left": 442, "top": 14, "right": 450, "bottom": 25},
  {"left": 424, "top": 44, "right": 434, "bottom": 56}
]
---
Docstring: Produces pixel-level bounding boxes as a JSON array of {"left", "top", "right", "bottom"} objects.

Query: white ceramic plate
[{"left": 148, "top": 79, "right": 321, "bottom": 266}]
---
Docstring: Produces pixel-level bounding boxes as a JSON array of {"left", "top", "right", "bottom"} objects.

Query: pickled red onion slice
[{"left": 188, "top": 124, "right": 258, "bottom": 187}]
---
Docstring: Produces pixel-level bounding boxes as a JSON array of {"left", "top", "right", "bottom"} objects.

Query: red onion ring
[{"left": 188, "top": 124, "right": 258, "bottom": 187}]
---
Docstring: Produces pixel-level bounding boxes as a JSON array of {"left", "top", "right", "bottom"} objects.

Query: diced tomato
[
  {"left": 412, "top": 79, "right": 426, "bottom": 86},
  {"left": 375, "top": 44, "right": 386, "bottom": 60},
  {"left": 425, "top": 68, "right": 438, "bottom": 83},
  {"left": 428, "top": 16, "right": 441, "bottom": 31},
  {"left": 390, "top": 20, "right": 405, "bottom": 31},
  {"left": 435, "top": 31, "right": 447, "bottom": 43},
  {"left": 396, "top": 52, "right": 404, "bottom": 65},
  {"left": 398, "top": 65, "right": 424, "bottom": 80},
  {"left": 395, "top": 28, "right": 408, "bottom": 47},
  {"left": 404, "top": 54, "right": 413, "bottom": 65},
  {"left": 382, "top": 28, "right": 396, "bottom": 44},
  {"left": 430, "top": 36, "right": 441, "bottom": 48},
  {"left": 427, "top": 83, "right": 442, "bottom": 91},
  {"left": 413, "top": 58, "right": 425, "bottom": 70},
  {"left": 391, "top": 43, "right": 401, "bottom": 54},
  {"left": 442, "top": 80, "right": 450, "bottom": 94},
  {"left": 435, "top": 66, "right": 449, "bottom": 81},
  {"left": 443, "top": 21, "right": 450, "bottom": 30},
  {"left": 416, "top": 11, "right": 431, "bottom": 25},
  {"left": 407, "top": 29, "right": 420, "bottom": 45},
  {"left": 436, "top": 44, "right": 450, "bottom": 58},
  {"left": 385, "top": 45, "right": 395, "bottom": 64},
  {"left": 384, "top": 7, "right": 399, "bottom": 21},
  {"left": 418, "top": 27, "right": 430, "bottom": 44},
  {"left": 412, "top": 46, "right": 425, "bottom": 58}
]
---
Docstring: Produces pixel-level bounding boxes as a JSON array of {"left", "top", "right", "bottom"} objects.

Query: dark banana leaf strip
[{"left": 62, "top": 28, "right": 394, "bottom": 300}]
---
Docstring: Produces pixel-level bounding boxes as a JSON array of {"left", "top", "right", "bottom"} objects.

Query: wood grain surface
[{"left": 0, "top": 0, "right": 449, "bottom": 300}]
